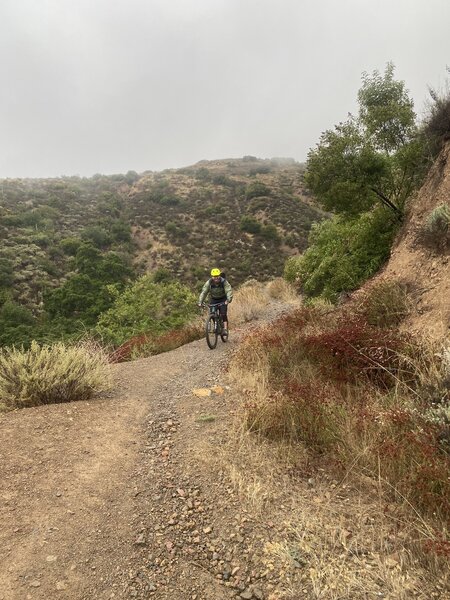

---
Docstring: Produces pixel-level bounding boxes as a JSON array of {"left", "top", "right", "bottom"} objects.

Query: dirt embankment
[{"left": 370, "top": 142, "right": 450, "bottom": 342}]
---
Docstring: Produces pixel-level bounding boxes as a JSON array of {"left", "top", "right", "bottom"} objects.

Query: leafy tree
[
  {"left": 81, "top": 226, "right": 112, "bottom": 248},
  {"left": 45, "top": 245, "right": 132, "bottom": 324},
  {"left": 0, "top": 300, "right": 36, "bottom": 346},
  {"left": 305, "top": 64, "right": 425, "bottom": 218}
]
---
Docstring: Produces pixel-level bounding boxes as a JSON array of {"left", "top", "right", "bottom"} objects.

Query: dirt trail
[
  {"left": 0, "top": 305, "right": 289, "bottom": 600},
  {"left": 2, "top": 301, "right": 449, "bottom": 600}
]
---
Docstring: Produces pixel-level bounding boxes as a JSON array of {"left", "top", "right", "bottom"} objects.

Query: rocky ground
[{"left": 1, "top": 300, "right": 449, "bottom": 600}]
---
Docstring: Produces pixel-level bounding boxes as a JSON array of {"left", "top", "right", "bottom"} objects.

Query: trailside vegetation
[{"left": 292, "top": 64, "right": 428, "bottom": 301}]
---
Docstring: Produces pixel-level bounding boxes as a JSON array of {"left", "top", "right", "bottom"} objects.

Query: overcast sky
[{"left": 0, "top": 0, "right": 449, "bottom": 178}]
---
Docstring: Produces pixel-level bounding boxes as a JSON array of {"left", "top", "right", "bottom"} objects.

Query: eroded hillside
[{"left": 361, "top": 141, "right": 450, "bottom": 341}]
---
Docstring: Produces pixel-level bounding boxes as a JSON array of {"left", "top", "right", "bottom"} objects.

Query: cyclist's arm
[
  {"left": 198, "top": 280, "right": 210, "bottom": 304},
  {"left": 224, "top": 280, "right": 233, "bottom": 303}
]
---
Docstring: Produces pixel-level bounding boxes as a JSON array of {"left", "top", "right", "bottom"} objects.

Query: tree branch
[{"left": 370, "top": 187, "right": 403, "bottom": 219}]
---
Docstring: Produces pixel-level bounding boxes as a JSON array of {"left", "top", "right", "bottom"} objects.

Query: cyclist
[{"left": 198, "top": 268, "right": 233, "bottom": 336}]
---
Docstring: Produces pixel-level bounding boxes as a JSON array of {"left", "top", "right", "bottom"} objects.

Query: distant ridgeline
[{"left": 0, "top": 157, "right": 325, "bottom": 346}]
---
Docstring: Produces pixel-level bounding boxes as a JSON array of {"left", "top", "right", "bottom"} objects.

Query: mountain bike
[{"left": 202, "top": 302, "right": 228, "bottom": 349}]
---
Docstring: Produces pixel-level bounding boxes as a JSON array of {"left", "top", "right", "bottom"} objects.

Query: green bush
[
  {"left": 240, "top": 215, "right": 261, "bottom": 234},
  {"left": 422, "top": 203, "right": 450, "bottom": 249},
  {"left": 283, "top": 256, "right": 303, "bottom": 287},
  {"left": 245, "top": 181, "right": 271, "bottom": 201},
  {"left": 292, "top": 208, "right": 398, "bottom": 301},
  {"left": 59, "top": 237, "right": 82, "bottom": 256},
  {"left": 260, "top": 222, "right": 280, "bottom": 242},
  {"left": 95, "top": 276, "right": 197, "bottom": 346},
  {"left": 0, "top": 341, "right": 111, "bottom": 410}
]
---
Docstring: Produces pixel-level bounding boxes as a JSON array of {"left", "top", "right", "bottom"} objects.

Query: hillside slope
[
  {"left": 0, "top": 157, "right": 324, "bottom": 315},
  {"left": 366, "top": 142, "right": 450, "bottom": 341}
]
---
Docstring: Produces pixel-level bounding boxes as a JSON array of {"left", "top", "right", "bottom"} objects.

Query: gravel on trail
[{"left": 0, "top": 302, "right": 292, "bottom": 600}]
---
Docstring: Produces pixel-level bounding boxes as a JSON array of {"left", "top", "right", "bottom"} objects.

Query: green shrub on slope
[{"left": 286, "top": 208, "right": 398, "bottom": 302}]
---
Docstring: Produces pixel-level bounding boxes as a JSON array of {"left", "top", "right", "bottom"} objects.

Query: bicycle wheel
[{"left": 205, "top": 315, "right": 218, "bottom": 349}]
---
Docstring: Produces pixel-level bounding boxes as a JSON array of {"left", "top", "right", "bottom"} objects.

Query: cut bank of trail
[{"left": 0, "top": 302, "right": 291, "bottom": 600}]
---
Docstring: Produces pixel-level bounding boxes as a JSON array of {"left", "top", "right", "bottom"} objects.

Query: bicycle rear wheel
[{"left": 205, "top": 315, "right": 218, "bottom": 349}]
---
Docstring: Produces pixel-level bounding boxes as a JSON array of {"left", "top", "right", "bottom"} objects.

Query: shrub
[
  {"left": 260, "top": 222, "right": 280, "bottom": 242},
  {"left": 422, "top": 88, "right": 450, "bottom": 159},
  {"left": 240, "top": 215, "right": 261, "bottom": 234},
  {"left": 59, "top": 237, "right": 82, "bottom": 256},
  {"left": 228, "top": 281, "right": 269, "bottom": 324},
  {"left": 232, "top": 307, "right": 450, "bottom": 520},
  {"left": 245, "top": 181, "right": 271, "bottom": 201},
  {"left": 421, "top": 203, "right": 450, "bottom": 249},
  {"left": 265, "top": 278, "right": 298, "bottom": 302},
  {"left": 95, "top": 276, "right": 197, "bottom": 346},
  {"left": 294, "top": 208, "right": 398, "bottom": 301},
  {"left": 283, "top": 255, "right": 304, "bottom": 289},
  {"left": 112, "top": 322, "right": 203, "bottom": 361},
  {"left": 0, "top": 341, "right": 111, "bottom": 410},
  {"left": 358, "top": 279, "right": 411, "bottom": 327}
]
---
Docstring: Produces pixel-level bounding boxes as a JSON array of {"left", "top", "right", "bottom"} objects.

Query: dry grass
[
  {"left": 266, "top": 278, "right": 299, "bottom": 302},
  {"left": 229, "top": 278, "right": 300, "bottom": 326},
  {"left": 223, "top": 304, "right": 450, "bottom": 596},
  {"left": 196, "top": 404, "right": 449, "bottom": 599},
  {"left": 229, "top": 280, "right": 270, "bottom": 324},
  {"left": 0, "top": 340, "right": 111, "bottom": 410}
]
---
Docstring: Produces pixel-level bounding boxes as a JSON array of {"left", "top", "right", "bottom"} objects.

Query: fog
[{"left": 0, "top": 0, "right": 449, "bottom": 178}]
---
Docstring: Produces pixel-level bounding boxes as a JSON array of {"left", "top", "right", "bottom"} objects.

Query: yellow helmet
[{"left": 210, "top": 268, "right": 221, "bottom": 277}]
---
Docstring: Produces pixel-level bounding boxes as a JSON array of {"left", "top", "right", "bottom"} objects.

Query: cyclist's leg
[{"left": 219, "top": 303, "right": 228, "bottom": 332}]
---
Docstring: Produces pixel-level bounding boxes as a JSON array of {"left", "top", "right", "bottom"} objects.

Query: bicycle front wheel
[{"left": 205, "top": 315, "right": 218, "bottom": 349}]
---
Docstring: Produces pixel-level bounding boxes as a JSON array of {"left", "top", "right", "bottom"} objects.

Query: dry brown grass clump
[
  {"left": 357, "top": 279, "right": 412, "bottom": 327},
  {"left": 0, "top": 341, "right": 111, "bottom": 411},
  {"left": 229, "top": 278, "right": 300, "bottom": 326},
  {"left": 228, "top": 280, "right": 269, "bottom": 324},
  {"left": 265, "top": 277, "right": 299, "bottom": 302}
]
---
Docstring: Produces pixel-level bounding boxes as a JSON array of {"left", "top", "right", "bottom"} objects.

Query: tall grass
[
  {"left": 229, "top": 278, "right": 299, "bottom": 326},
  {"left": 231, "top": 306, "right": 450, "bottom": 528},
  {"left": 0, "top": 341, "right": 111, "bottom": 411}
]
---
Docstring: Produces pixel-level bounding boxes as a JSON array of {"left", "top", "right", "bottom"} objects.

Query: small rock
[
  {"left": 203, "top": 527, "right": 212, "bottom": 534},
  {"left": 134, "top": 534, "right": 146, "bottom": 546},
  {"left": 56, "top": 582, "right": 67, "bottom": 591},
  {"left": 46, "top": 555, "right": 57, "bottom": 562},
  {"left": 30, "top": 581, "right": 41, "bottom": 588},
  {"left": 240, "top": 590, "right": 253, "bottom": 600}
]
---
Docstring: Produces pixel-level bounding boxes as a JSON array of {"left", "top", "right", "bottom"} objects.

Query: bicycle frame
[{"left": 202, "top": 302, "right": 228, "bottom": 349}]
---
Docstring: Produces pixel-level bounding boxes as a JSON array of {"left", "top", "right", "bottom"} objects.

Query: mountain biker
[{"left": 198, "top": 268, "right": 233, "bottom": 336}]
